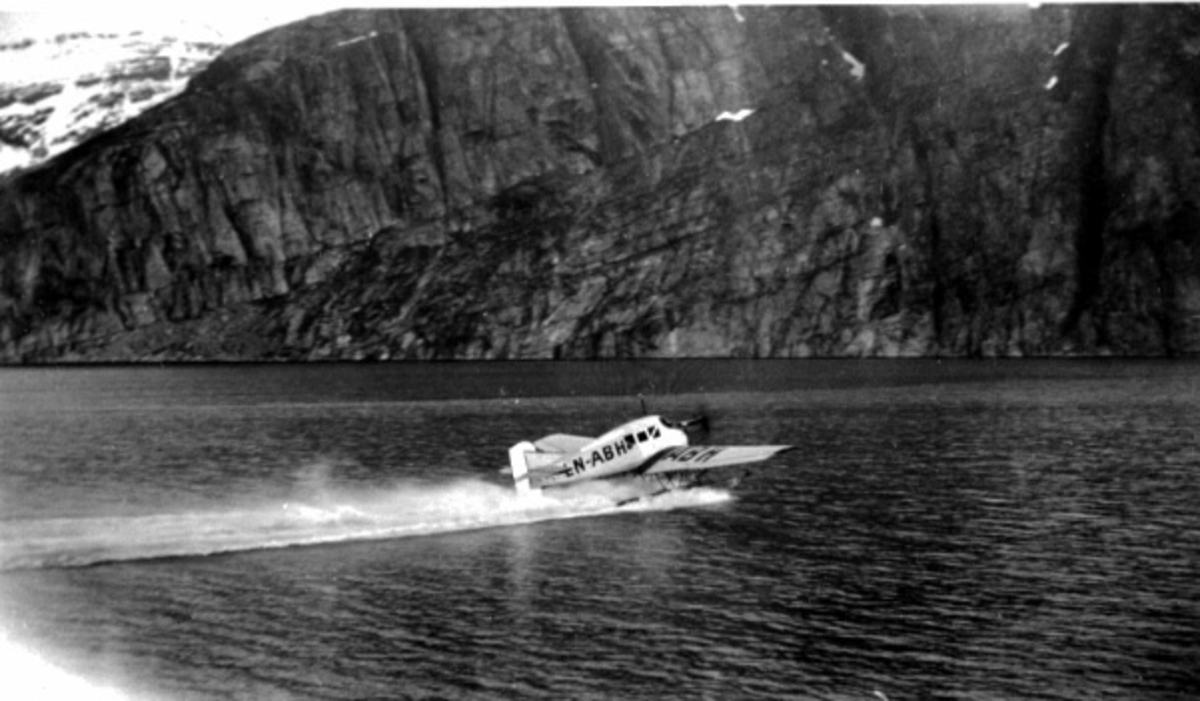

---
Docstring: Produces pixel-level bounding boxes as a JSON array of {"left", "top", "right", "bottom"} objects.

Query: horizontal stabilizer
[
  {"left": 534, "top": 433, "right": 594, "bottom": 454},
  {"left": 525, "top": 452, "right": 564, "bottom": 470},
  {"left": 644, "top": 445, "right": 793, "bottom": 473},
  {"left": 500, "top": 443, "right": 567, "bottom": 476}
]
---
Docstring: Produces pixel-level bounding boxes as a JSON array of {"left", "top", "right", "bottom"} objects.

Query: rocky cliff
[{"left": 1, "top": 5, "right": 1198, "bottom": 361}]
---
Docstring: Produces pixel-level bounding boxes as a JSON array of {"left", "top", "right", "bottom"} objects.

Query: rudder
[{"left": 508, "top": 441, "right": 537, "bottom": 495}]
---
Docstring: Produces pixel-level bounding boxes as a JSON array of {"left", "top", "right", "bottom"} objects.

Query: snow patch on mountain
[{"left": 0, "top": 30, "right": 226, "bottom": 175}]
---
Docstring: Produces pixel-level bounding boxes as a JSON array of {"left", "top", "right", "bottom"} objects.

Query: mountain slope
[{"left": 1, "top": 6, "right": 1198, "bottom": 361}]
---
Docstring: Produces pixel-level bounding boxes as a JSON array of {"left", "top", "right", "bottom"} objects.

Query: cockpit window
[
  {"left": 649, "top": 426, "right": 661, "bottom": 438},
  {"left": 637, "top": 431, "right": 648, "bottom": 442},
  {"left": 625, "top": 435, "right": 636, "bottom": 448}
]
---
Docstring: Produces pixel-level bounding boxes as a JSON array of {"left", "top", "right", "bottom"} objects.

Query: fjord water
[{"left": 0, "top": 360, "right": 1197, "bottom": 700}]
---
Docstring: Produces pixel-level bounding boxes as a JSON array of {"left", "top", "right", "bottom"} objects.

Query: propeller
[
  {"left": 677, "top": 412, "right": 711, "bottom": 440},
  {"left": 637, "top": 394, "right": 712, "bottom": 440}
]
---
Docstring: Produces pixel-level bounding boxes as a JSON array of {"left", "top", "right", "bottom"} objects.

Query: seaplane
[{"left": 506, "top": 413, "right": 793, "bottom": 504}]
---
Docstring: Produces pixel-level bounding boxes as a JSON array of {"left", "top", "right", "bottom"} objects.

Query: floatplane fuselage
[{"left": 506, "top": 414, "right": 792, "bottom": 502}]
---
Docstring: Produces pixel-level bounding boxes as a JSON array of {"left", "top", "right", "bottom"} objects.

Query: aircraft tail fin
[{"left": 508, "top": 441, "right": 538, "bottom": 495}]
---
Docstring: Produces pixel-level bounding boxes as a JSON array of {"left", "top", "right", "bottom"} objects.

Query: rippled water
[{"left": 1, "top": 361, "right": 1198, "bottom": 699}]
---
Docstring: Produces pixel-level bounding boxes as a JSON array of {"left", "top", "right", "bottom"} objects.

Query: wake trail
[{"left": 0, "top": 480, "right": 731, "bottom": 571}]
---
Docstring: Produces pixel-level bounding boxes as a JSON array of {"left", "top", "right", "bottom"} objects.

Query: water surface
[{"left": 1, "top": 360, "right": 1197, "bottom": 699}]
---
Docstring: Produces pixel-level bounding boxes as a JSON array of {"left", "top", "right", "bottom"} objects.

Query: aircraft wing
[
  {"left": 643, "top": 445, "right": 793, "bottom": 474},
  {"left": 533, "top": 433, "right": 594, "bottom": 454}
]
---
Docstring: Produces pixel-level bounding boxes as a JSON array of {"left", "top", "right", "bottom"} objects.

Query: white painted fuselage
[
  {"left": 536, "top": 416, "right": 688, "bottom": 488},
  {"left": 509, "top": 415, "right": 687, "bottom": 493},
  {"left": 507, "top": 414, "right": 792, "bottom": 497}
]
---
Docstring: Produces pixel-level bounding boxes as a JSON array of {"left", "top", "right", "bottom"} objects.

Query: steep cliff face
[{"left": 1, "top": 6, "right": 1197, "bottom": 361}]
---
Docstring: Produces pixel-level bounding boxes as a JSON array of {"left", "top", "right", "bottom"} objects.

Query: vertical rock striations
[
  {"left": 1054, "top": 5, "right": 1125, "bottom": 344},
  {"left": 0, "top": 6, "right": 1197, "bottom": 361}
]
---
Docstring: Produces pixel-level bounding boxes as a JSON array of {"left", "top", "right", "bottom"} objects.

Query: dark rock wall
[{"left": 0, "top": 6, "right": 1197, "bottom": 361}]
